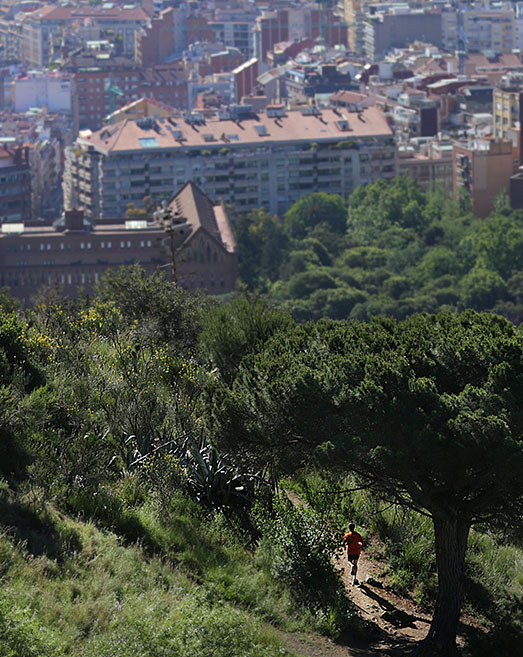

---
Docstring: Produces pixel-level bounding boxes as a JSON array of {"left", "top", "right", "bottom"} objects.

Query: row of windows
[
  {"left": 29, "top": 240, "right": 155, "bottom": 251},
  {"left": 0, "top": 271, "right": 101, "bottom": 287}
]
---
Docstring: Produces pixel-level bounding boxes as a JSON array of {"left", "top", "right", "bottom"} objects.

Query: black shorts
[{"left": 347, "top": 553, "right": 360, "bottom": 564}]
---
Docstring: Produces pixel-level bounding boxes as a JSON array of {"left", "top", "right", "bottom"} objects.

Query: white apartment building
[
  {"left": 63, "top": 106, "right": 397, "bottom": 220},
  {"left": 13, "top": 72, "right": 72, "bottom": 112}
]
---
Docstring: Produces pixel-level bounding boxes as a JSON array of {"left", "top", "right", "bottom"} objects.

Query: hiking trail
[{"left": 276, "top": 491, "right": 484, "bottom": 657}]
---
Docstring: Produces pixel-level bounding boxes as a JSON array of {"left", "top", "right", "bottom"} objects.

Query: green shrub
[
  {"left": 254, "top": 494, "right": 359, "bottom": 638},
  {"left": 0, "top": 592, "right": 61, "bottom": 657}
]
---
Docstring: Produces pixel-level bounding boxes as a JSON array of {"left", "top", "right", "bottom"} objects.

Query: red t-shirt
[{"left": 343, "top": 531, "right": 363, "bottom": 555}]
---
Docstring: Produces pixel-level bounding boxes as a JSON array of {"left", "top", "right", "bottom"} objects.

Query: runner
[{"left": 342, "top": 523, "right": 363, "bottom": 586}]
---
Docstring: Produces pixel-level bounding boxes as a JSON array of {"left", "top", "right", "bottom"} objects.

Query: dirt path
[{"left": 278, "top": 491, "right": 481, "bottom": 657}]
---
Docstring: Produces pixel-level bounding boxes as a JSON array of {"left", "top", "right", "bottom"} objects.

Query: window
[
  {"left": 127, "top": 240, "right": 131, "bottom": 248},
  {"left": 87, "top": 242, "right": 91, "bottom": 249},
  {"left": 120, "top": 241, "right": 125, "bottom": 248},
  {"left": 146, "top": 240, "right": 151, "bottom": 247},
  {"left": 80, "top": 242, "right": 85, "bottom": 249},
  {"left": 101, "top": 242, "right": 105, "bottom": 248},
  {"left": 60, "top": 243, "right": 64, "bottom": 250}
]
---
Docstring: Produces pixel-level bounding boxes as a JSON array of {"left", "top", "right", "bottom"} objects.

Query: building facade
[
  {"left": 63, "top": 106, "right": 397, "bottom": 220},
  {"left": 0, "top": 145, "right": 31, "bottom": 222},
  {"left": 453, "top": 139, "right": 514, "bottom": 218},
  {"left": 0, "top": 182, "right": 238, "bottom": 301},
  {"left": 493, "top": 86, "right": 523, "bottom": 140}
]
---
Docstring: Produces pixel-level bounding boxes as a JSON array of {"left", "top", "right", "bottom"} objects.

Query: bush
[
  {"left": 0, "top": 592, "right": 61, "bottom": 657},
  {"left": 254, "top": 494, "right": 359, "bottom": 638}
]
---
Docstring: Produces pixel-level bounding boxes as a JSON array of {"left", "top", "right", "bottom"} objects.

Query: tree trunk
[{"left": 423, "top": 514, "right": 471, "bottom": 657}]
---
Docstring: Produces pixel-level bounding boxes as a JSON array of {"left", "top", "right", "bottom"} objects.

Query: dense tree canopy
[{"left": 236, "top": 178, "right": 523, "bottom": 324}]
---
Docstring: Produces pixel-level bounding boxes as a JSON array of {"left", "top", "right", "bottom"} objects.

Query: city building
[
  {"left": 493, "top": 85, "right": 523, "bottom": 141},
  {"left": 12, "top": 71, "right": 72, "bottom": 112},
  {"left": 363, "top": 9, "right": 443, "bottom": 60},
  {"left": 284, "top": 63, "right": 355, "bottom": 103},
  {"left": 209, "top": 19, "right": 253, "bottom": 56},
  {"left": 398, "top": 139, "right": 453, "bottom": 190},
  {"left": 253, "top": 7, "right": 347, "bottom": 62},
  {"left": 462, "top": 8, "right": 514, "bottom": 54},
  {"left": 104, "top": 97, "right": 177, "bottom": 125},
  {"left": 63, "top": 105, "right": 397, "bottom": 220},
  {"left": 0, "top": 144, "right": 31, "bottom": 222},
  {"left": 63, "top": 48, "right": 189, "bottom": 131},
  {"left": 0, "top": 181, "right": 238, "bottom": 301},
  {"left": 344, "top": 0, "right": 365, "bottom": 55},
  {"left": 0, "top": 108, "right": 72, "bottom": 221},
  {"left": 21, "top": 5, "right": 151, "bottom": 68},
  {"left": 136, "top": 7, "right": 176, "bottom": 67},
  {"left": 453, "top": 139, "right": 514, "bottom": 218},
  {"left": 232, "top": 58, "right": 259, "bottom": 103}
]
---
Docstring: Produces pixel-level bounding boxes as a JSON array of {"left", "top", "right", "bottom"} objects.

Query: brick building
[
  {"left": 65, "top": 50, "right": 189, "bottom": 131},
  {"left": 136, "top": 7, "right": 176, "bottom": 67},
  {"left": 233, "top": 58, "right": 258, "bottom": 103},
  {"left": 0, "top": 181, "right": 238, "bottom": 301},
  {"left": 453, "top": 139, "right": 514, "bottom": 218}
]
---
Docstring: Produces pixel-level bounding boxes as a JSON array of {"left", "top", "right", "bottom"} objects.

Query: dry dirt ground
[{"left": 275, "top": 493, "right": 483, "bottom": 657}]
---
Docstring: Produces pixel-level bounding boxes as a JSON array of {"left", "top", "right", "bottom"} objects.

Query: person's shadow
[{"left": 356, "top": 584, "right": 429, "bottom": 629}]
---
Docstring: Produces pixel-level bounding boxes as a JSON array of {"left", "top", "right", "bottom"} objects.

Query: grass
[{"left": 0, "top": 479, "right": 343, "bottom": 656}]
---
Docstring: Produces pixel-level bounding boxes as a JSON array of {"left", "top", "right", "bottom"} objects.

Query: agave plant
[{"left": 183, "top": 437, "right": 256, "bottom": 509}]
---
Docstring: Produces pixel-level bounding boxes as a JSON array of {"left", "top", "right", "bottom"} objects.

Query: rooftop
[{"left": 81, "top": 106, "right": 393, "bottom": 155}]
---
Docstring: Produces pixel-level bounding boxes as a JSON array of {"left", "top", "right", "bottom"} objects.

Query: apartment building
[
  {"left": 344, "top": 0, "right": 365, "bottom": 55},
  {"left": 210, "top": 20, "right": 253, "bottom": 56},
  {"left": 463, "top": 9, "right": 515, "bottom": 54},
  {"left": 493, "top": 86, "right": 523, "bottom": 140},
  {"left": 63, "top": 105, "right": 396, "bottom": 220},
  {"left": 0, "top": 144, "right": 31, "bottom": 222},
  {"left": 21, "top": 5, "right": 151, "bottom": 68},
  {"left": 398, "top": 140, "right": 453, "bottom": 191},
  {"left": 253, "top": 8, "right": 347, "bottom": 62},
  {"left": 453, "top": 139, "right": 514, "bottom": 217},
  {"left": 12, "top": 71, "right": 72, "bottom": 113},
  {"left": 136, "top": 7, "right": 176, "bottom": 67},
  {"left": 64, "top": 50, "right": 189, "bottom": 131},
  {"left": 363, "top": 9, "right": 443, "bottom": 60},
  {"left": 0, "top": 182, "right": 238, "bottom": 301}
]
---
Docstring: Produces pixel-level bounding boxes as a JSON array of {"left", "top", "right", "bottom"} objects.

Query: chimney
[{"left": 64, "top": 209, "right": 84, "bottom": 232}]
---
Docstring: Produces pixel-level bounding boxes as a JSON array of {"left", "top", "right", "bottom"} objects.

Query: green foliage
[
  {"left": 460, "top": 265, "right": 508, "bottom": 310},
  {"left": 284, "top": 193, "right": 347, "bottom": 238},
  {"left": 235, "top": 209, "right": 289, "bottom": 290},
  {"left": 0, "top": 592, "right": 61, "bottom": 657},
  {"left": 347, "top": 177, "right": 427, "bottom": 242},
  {"left": 200, "top": 293, "right": 293, "bottom": 386},
  {"left": 206, "top": 310, "right": 523, "bottom": 651},
  {"left": 82, "top": 596, "right": 289, "bottom": 657},
  {"left": 94, "top": 264, "right": 207, "bottom": 350},
  {"left": 255, "top": 495, "right": 358, "bottom": 639},
  {"left": 240, "top": 178, "right": 523, "bottom": 321}
]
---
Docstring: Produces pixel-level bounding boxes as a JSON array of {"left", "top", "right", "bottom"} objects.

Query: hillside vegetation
[
  {"left": 237, "top": 179, "right": 523, "bottom": 323},
  {"left": 1, "top": 195, "right": 522, "bottom": 656}
]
